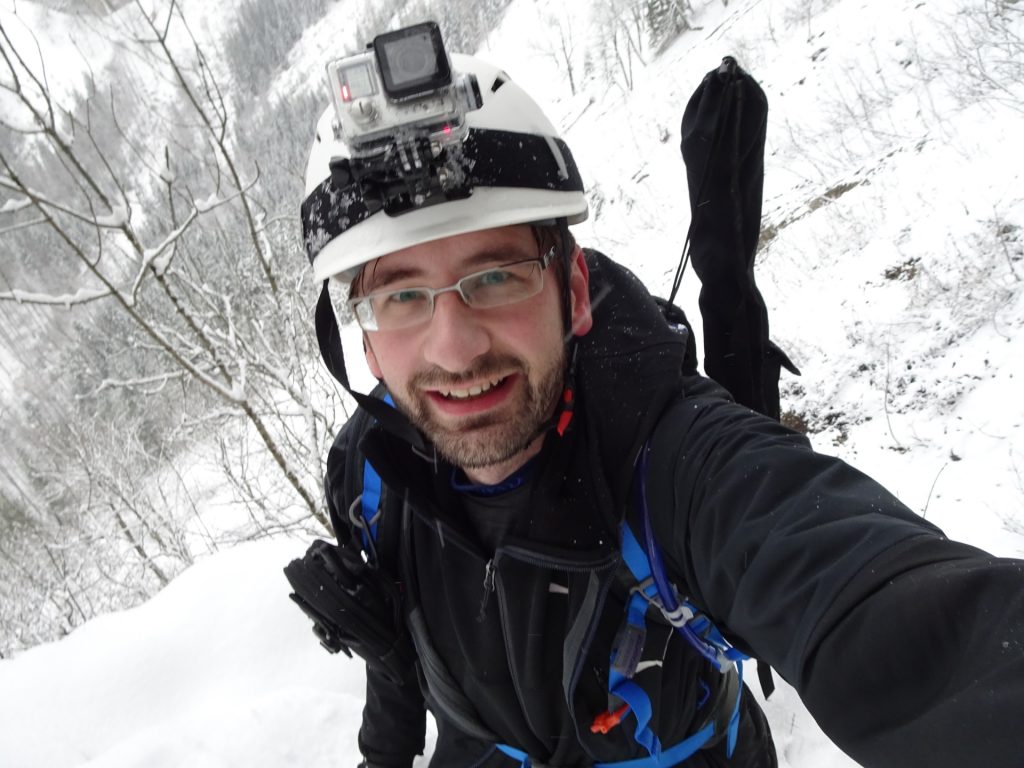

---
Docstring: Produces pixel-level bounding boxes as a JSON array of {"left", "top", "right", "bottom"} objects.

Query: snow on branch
[
  {"left": 191, "top": 167, "right": 261, "bottom": 214},
  {"left": 95, "top": 204, "right": 130, "bottom": 229},
  {"left": 1, "top": 196, "right": 32, "bottom": 214},
  {"left": 120, "top": 180, "right": 259, "bottom": 297},
  {"left": 0, "top": 285, "right": 113, "bottom": 308},
  {"left": 81, "top": 370, "right": 187, "bottom": 397},
  {"left": 3, "top": 181, "right": 255, "bottom": 308},
  {"left": 0, "top": 174, "right": 128, "bottom": 230},
  {"left": 142, "top": 321, "right": 244, "bottom": 404},
  {"left": 132, "top": 206, "right": 198, "bottom": 293}
]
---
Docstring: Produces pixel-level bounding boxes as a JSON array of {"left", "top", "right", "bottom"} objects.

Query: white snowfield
[
  {"left": 3, "top": 0, "right": 1024, "bottom": 765},
  {"left": 0, "top": 539, "right": 369, "bottom": 768},
  {"left": 0, "top": 537, "right": 853, "bottom": 768}
]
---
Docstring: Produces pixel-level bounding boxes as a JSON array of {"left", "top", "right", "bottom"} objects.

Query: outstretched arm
[{"left": 650, "top": 391, "right": 1024, "bottom": 767}]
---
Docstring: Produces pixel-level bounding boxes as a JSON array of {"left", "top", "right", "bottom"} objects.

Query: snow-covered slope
[
  {"left": 0, "top": 534, "right": 847, "bottom": 768},
  {"left": 0, "top": 538, "right": 376, "bottom": 768}
]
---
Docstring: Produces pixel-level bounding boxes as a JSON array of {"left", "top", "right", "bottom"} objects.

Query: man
[{"left": 295, "top": 42, "right": 1024, "bottom": 768}]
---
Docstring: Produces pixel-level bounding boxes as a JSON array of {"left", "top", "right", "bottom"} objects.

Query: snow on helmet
[{"left": 301, "top": 53, "right": 588, "bottom": 282}]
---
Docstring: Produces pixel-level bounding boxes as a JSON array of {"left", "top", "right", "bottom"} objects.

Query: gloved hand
[{"left": 285, "top": 539, "right": 415, "bottom": 685}]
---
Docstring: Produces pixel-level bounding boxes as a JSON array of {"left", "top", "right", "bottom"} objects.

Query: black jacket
[{"left": 325, "top": 251, "right": 1024, "bottom": 768}]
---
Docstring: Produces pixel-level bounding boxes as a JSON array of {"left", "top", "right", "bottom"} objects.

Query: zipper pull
[
  {"left": 591, "top": 702, "right": 631, "bottom": 734},
  {"left": 477, "top": 559, "right": 495, "bottom": 622}
]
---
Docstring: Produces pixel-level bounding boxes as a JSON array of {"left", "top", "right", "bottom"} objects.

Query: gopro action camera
[{"left": 326, "top": 22, "right": 482, "bottom": 160}]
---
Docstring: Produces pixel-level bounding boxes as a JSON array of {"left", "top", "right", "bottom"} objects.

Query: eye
[
  {"left": 387, "top": 288, "right": 427, "bottom": 304},
  {"left": 477, "top": 269, "right": 512, "bottom": 286}
]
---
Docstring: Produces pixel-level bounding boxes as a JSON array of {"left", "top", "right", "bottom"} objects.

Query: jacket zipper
[
  {"left": 413, "top": 508, "right": 624, "bottom": 758},
  {"left": 565, "top": 560, "right": 619, "bottom": 756},
  {"left": 477, "top": 558, "right": 496, "bottom": 622},
  {"left": 492, "top": 554, "right": 544, "bottom": 742},
  {"left": 499, "top": 542, "right": 620, "bottom": 572},
  {"left": 491, "top": 544, "right": 621, "bottom": 753},
  {"left": 500, "top": 543, "right": 625, "bottom": 761}
]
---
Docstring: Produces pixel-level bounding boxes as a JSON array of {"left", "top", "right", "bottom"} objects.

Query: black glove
[{"left": 285, "top": 539, "right": 414, "bottom": 685}]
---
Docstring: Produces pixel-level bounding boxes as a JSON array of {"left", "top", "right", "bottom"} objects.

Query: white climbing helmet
[{"left": 301, "top": 53, "right": 588, "bottom": 282}]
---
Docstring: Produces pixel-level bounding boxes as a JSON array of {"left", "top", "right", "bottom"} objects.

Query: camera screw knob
[{"left": 352, "top": 100, "right": 378, "bottom": 125}]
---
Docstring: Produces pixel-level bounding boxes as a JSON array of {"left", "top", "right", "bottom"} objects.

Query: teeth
[{"left": 442, "top": 377, "right": 504, "bottom": 400}]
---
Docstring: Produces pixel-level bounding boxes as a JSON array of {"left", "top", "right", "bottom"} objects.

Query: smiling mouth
[{"left": 437, "top": 375, "right": 508, "bottom": 400}]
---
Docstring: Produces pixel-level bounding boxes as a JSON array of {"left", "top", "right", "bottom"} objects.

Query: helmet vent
[{"left": 490, "top": 74, "right": 507, "bottom": 93}]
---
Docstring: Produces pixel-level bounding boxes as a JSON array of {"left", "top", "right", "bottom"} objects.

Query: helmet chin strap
[
  {"left": 557, "top": 218, "right": 575, "bottom": 340},
  {"left": 555, "top": 217, "right": 579, "bottom": 437},
  {"left": 315, "top": 282, "right": 430, "bottom": 453},
  {"left": 543, "top": 217, "right": 581, "bottom": 440}
]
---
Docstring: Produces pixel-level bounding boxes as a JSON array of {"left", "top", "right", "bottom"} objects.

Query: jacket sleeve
[
  {"left": 648, "top": 392, "right": 1024, "bottom": 768},
  {"left": 324, "top": 412, "right": 427, "bottom": 768},
  {"left": 357, "top": 663, "right": 426, "bottom": 768}
]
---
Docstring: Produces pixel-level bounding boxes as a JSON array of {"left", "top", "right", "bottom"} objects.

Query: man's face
[{"left": 359, "top": 225, "right": 592, "bottom": 480}]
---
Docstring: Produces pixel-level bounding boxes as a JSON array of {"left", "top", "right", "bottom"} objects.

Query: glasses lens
[
  {"left": 367, "top": 288, "right": 432, "bottom": 330},
  {"left": 462, "top": 261, "right": 543, "bottom": 309},
  {"left": 350, "top": 298, "right": 378, "bottom": 330}
]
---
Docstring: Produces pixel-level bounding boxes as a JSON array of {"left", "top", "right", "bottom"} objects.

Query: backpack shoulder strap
[
  {"left": 631, "top": 435, "right": 776, "bottom": 699},
  {"left": 622, "top": 442, "right": 746, "bottom": 756},
  {"left": 331, "top": 386, "right": 400, "bottom": 569},
  {"left": 351, "top": 392, "right": 394, "bottom": 559}
]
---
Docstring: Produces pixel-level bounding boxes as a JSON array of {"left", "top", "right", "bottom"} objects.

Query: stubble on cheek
[{"left": 388, "top": 351, "right": 565, "bottom": 470}]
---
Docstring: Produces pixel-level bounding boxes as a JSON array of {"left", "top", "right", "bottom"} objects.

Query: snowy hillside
[
  {"left": 2, "top": 0, "right": 1023, "bottom": 766},
  {"left": 0, "top": 539, "right": 372, "bottom": 768}
]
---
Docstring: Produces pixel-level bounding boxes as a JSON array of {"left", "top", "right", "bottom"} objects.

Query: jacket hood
[{"left": 567, "top": 250, "right": 690, "bottom": 523}]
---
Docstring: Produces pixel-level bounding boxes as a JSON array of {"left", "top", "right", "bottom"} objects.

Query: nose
[{"left": 421, "top": 291, "right": 490, "bottom": 373}]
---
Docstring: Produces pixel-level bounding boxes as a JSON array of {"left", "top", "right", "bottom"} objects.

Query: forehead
[{"left": 359, "top": 225, "right": 538, "bottom": 289}]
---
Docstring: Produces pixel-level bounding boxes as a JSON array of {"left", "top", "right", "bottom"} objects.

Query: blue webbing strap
[
  {"left": 623, "top": 525, "right": 748, "bottom": 669},
  {"left": 600, "top": 721, "right": 715, "bottom": 768},
  {"left": 619, "top": 521, "right": 746, "bottom": 759},
  {"left": 359, "top": 393, "right": 394, "bottom": 550},
  {"left": 612, "top": 527, "right": 667, "bottom": 756},
  {"left": 493, "top": 465, "right": 750, "bottom": 767},
  {"left": 492, "top": 526, "right": 730, "bottom": 767},
  {"left": 497, "top": 720, "right": 715, "bottom": 768}
]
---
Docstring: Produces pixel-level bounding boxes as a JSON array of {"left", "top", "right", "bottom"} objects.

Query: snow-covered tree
[{"left": 0, "top": 0, "right": 345, "bottom": 653}]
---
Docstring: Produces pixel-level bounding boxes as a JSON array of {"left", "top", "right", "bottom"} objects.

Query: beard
[{"left": 390, "top": 349, "right": 566, "bottom": 470}]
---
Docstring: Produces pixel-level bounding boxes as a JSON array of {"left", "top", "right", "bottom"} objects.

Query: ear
[
  {"left": 568, "top": 246, "right": 593, "bottom": 337},
  {"left": 363, "top": 333, "right": 383, "bottom": 379}
]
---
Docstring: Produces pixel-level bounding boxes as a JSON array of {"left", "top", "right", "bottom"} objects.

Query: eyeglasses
[{"left": 348, "top": 247, "right": 556, "bottom": 332}]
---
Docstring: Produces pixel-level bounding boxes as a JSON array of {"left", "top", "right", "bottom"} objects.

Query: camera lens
[
  {"left": 382, "top": 32, "right": 436, "bottom": 86},
  {"left": 373, "top": 22, "right": 451, "bottom": 99}
]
